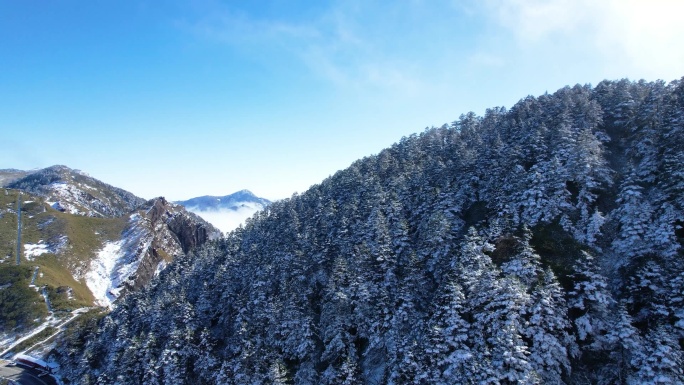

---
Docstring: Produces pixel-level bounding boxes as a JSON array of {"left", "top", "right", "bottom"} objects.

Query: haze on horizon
[{"left": 1, "top": 0, "right": 683, "bottom": 201}]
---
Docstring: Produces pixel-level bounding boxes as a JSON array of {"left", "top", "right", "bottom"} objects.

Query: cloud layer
[
  {"left": 487, "top": 0, "right": 684, "bottom": 80},
  {"left": 187, "top": 205, "right": 263, "bottom": 234}
]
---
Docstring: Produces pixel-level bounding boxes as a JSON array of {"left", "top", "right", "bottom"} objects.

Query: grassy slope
[{"left": 0, "top": 188, "right": 128, "bottom": 331}]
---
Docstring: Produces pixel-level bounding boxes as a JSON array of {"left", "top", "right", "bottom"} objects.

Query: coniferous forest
[{"left": 55, "top": 78, "right": 684, "bottom": 384}]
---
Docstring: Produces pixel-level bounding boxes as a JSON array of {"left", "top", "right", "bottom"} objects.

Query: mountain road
[{"left": 0, "top": 361, "right": 57, "bottom": 385}]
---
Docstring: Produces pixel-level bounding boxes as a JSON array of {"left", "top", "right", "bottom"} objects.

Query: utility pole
[{"left": 16, "top": 192, "right": 22, "bottom": 265}]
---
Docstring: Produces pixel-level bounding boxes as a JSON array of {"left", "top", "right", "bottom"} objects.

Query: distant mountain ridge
[
  {"left": 0, "top": 168, "right": 31, "bottom": 186},
  {"left": 175, "top": 189, "right": 271, "bottom": 211},
  {"left": 175, "top": 190, "right": 272, "bottom": 233},
  {"left": 5, "top": 165, "right": 145, "bottom": 218}
]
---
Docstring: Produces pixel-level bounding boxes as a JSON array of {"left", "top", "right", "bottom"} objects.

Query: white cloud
[
  {"left": 183, "top": 2, "right": 438, "bottom": 97},
  {"left": 487, "top": 0, "right": 592, "bottom": 42},
  {"left": 595, "top": 0, "right": 684, "bottom": 80},
  {"left": 485, "top": 0, "right": 684, "bottom": 80},
  {"left": 184, "top": 6, "right": 318, "bottom": 47},
  {"left": 187, "top": 206, "right": 261, "bottom": 234}
]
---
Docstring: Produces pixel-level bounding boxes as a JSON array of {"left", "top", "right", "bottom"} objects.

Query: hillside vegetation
[
  {"left": 0, "top": 265, "right": 48, "bottom": 331},
  {"left": 55, "top": 78, "right": 684, "bottom": 384},
  {"left": 1, "top": 165, "right": 221, "bottom": 350},
  {"left": 0, "top": 189, "right": 128, "bottom": 333}
]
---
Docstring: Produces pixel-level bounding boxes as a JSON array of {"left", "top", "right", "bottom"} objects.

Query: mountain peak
[
  {"left": 174, "top": 190, "right": 272, "bottom": 232},
  {"left": 235, "top": 189, "right": 255, "bottom": 196},
  {"left": 45, "top": 164, "right": 71, "bottom": 171},
  {"left": 44, "top": 164, "right": 91, "bottom": 178},
  {"left": 7, "top": 165, "right": 145, "bottom": 218},
  {"left": 175, "top": 190, "right": 270, "bottom": 209}
]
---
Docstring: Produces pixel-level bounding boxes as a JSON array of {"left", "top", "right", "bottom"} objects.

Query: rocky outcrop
[
  {"left": 145, "top": 197, "right": 220, "bottom": 253},
  {"left": 115, "top": 197, "right": 221, "bottom": 297},
  {"left": 167, "top": 210, "right": 215, "bottom": 253}
]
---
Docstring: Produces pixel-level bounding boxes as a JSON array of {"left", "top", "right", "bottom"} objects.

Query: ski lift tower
[{"left": 16, "top": 192, "right": 21, "bottom": 265}]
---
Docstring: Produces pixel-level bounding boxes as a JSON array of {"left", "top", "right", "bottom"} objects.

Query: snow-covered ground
[
  {"left": 85, "top": 214, "right": 151, "bottom": 307},
  {"left": 23, "top": 241, "right": 49, "bottom": 261},
  {"left": 85, "top": 241, "right": 123, "bottom": 307},
  {"left": 0, "top": 308, "right": 92, "bottom": 358},
  {"left": 154, "top": 260, "right": 168, "bottom": 277},
  {"left": 47, "top": 182, "right": 104, "bottom": 216},
  {"left": 48, "top": 183, "right": 83, "bottom": 215},
  {"left": 0, "top": 316, "right": 54, "bottom": 357},
  {"left": 23, "top": 236, "right": 67, "bottom": 261}
]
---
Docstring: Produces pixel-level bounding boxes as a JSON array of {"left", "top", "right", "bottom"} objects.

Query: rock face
[
  {"left": 133, "top": 197, "right": 221, "bottom": 287},
  {"left": 86, "top": 197, "right": 222, "bottom": 304},
  {"left": 166, "top": 209, "right": 216, "bottom": 254}
]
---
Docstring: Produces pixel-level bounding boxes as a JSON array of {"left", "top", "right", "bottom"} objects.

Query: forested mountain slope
[{"left": 55, "top": 78, "right": 684, "bottom": 384}]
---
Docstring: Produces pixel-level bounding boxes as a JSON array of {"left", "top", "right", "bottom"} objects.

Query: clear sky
[{"left": 1, "top": 0, "right": 683, "bottom": 201}]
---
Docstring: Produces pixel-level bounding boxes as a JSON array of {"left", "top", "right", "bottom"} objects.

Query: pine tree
[
  {"left": 568, "top": 251, "right": 613, "bottom": 344},
  {"left": 424, "top": 281, "right": 473, "bottom": 384},
  {"left": 523, "top": 270, "right": 574, "bottom": 384},
  {"left": 631, "top": 326, "right": 684, "bottom": 384},
  {"left": 601, "top": 305, "right": 643, "bottom": 383}
]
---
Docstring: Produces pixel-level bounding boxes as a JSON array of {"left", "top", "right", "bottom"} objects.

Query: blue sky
[{"left": 1, "top": 0, "right": 683, "bottom": 201}]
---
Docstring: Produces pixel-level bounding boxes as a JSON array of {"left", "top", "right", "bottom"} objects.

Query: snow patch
[
  {"left": 48, "top": 182, "right": 103, "bottom": 216},
  {"left": 53, "top": 236, "right": 68, "bottom": 253},
  {"left": 154, "top": 260, "right": 168, "bottom": 277},
  {"left": 85, "top": 241, "right": 123, "bottom": 307},
  {"left": 24, "top": 241, "right": 49, "bottom": 261},
  {"left": 84, "top": 214, "right": 152, "bottom": 307},
  {"left": 23, "top": 236, "right": 67, "bottom": 261}
]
